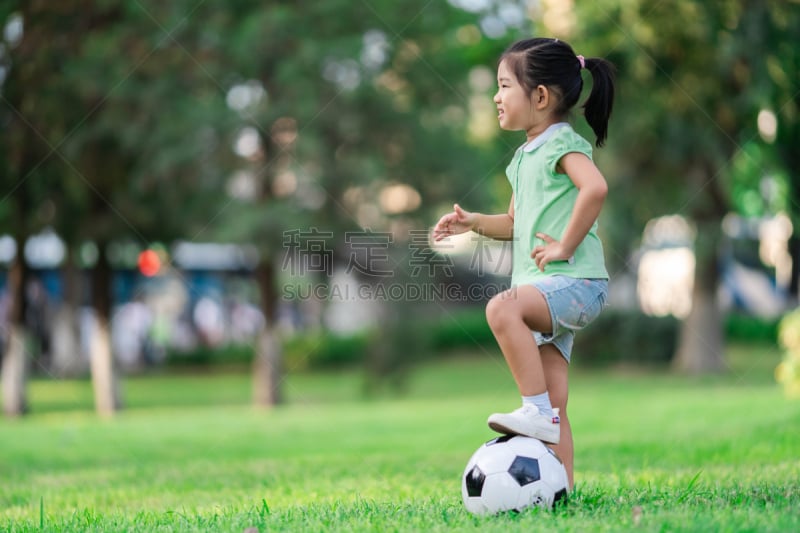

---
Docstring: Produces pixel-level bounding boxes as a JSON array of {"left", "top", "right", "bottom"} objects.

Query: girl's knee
[{"left": 485, "top": 293, "right": 514, "bottom": 332}]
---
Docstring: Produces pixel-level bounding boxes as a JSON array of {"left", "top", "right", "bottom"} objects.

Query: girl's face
[{"left": 493, "top": 59, "right": 535, "bottom": 132}]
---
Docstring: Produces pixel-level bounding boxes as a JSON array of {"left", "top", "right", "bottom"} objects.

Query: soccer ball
[{"left": 461, "top": 435, "right": 569, "bottom": 515}]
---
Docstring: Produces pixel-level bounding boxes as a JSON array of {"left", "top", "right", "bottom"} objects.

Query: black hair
[{"left": 500, "top": 38, "right": 616, "bottom": 147}]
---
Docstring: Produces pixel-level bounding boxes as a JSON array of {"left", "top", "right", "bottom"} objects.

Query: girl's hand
[
  {"left": 432, "top": 204, "right": 476, "bottom": 241},
  {"left": 531, "top": 232, "right": 573, "bottom": 272}
]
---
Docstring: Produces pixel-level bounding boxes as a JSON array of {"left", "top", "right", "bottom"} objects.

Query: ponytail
[
  {"left": 500, "top": 38, "right": 617, "bottom": 147},
  {"left": 582, "top": 57, "right": 616, "bottom": 147}
]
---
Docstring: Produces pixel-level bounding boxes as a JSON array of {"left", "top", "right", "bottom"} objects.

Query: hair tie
[{"left": 577, "top": 55, "right": 585, "bottom": 69}]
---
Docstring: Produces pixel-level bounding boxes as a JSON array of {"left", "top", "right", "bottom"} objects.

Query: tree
[
  {"left": 3, "top": 0, "right": 582, "bottom": 410},
  {"left": 0, "top": 2, "right": 79, "bottom": 415},
  {"left": 209, "top": 0, "right": 512, "bottom": 400},
  {"left": 766, "top": 3, "right": 800, "bottom": 301},
  {"left": 574, "top": 0, "right": 777, "bottom": 373},
  {"left": 1, "top": 1, "right": 235, "bottom": 415}
]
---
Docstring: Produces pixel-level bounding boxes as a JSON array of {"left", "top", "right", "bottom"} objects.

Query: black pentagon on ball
[
  {"left": 486, "top": 434, "right": 515, "bottom": 446},
  {"left": 508, "top": 456, "right": 541, "bottom": 486},
  {"left": 465, "top": 465, "right": 486, "bottom": 497}
]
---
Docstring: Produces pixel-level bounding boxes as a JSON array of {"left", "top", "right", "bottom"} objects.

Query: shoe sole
[{"left": 487, "top": 419, "right": 561, "bottom": 445}]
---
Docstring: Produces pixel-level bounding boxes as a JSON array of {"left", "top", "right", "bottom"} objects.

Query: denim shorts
[{"left": 526, "top": 275, "right": 608, "bottom": 363}]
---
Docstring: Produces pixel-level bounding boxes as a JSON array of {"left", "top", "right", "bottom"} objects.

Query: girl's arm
[
  {"left": 531, "top": 152, "right": 608, "bottom": 271},
  {"left": 432, "top": 196, "right": 514, "bottom": 242}
]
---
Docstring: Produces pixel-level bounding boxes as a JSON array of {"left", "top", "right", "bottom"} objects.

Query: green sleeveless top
[{"left": 506, "top": 122, "right": 609, "bottom": 286}]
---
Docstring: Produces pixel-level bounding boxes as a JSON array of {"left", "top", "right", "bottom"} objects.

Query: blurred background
[{"left": 1, "top": 0, "right": 799, "bottom": 416}]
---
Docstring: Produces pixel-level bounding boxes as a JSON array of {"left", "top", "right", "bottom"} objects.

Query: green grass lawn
[{"left": 1, "top": 343, "right": 799, "bottom": 532}]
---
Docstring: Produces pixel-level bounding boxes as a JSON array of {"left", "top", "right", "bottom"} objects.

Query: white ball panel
[
  {"left": 471, "top": 444, "right": 515, "bottom": 474},
  {"left": 463, "top": 494, "right": 488, "bottom": 515},
  {"left": 537, "top": 451, "right": 569, "bottom": 493},
  {"left": 479, "top": 472, "right": 522, "bottom": 514},
  {"left": 516, "top": 481, "right": 549, "bottom": 510}
]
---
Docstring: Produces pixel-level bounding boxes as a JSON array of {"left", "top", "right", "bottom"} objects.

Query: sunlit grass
[{"left": 2, "top": 342, "right": 798, "bottom": 532}]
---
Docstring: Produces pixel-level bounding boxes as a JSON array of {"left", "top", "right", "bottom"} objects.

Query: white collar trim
[{"left": 521, "top": 122, "right": 569, "bottom": 153}]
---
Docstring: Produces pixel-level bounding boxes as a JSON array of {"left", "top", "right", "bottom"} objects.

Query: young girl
[{"left": 432, "top": 38, "right": 615, "bottom": 488}]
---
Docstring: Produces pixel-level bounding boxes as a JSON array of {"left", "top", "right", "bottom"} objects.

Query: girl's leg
[
  {"left": 541, "top": 344, "right": 573, "bottom": 489},
  {"left": 484, "top": 285, "right": 552, "bottom": 395},
  {"left": 485, "top": 285, "right": 561, "bottom": 443}
]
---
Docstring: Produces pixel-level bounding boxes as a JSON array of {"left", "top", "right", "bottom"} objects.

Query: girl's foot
[{"left": 487, "top": 405, "right": 561, "bottom": 444}]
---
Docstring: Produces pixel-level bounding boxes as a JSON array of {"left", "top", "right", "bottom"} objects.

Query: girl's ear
[{"left": 533, "top": 85, "right": 550, "bottom": 109}]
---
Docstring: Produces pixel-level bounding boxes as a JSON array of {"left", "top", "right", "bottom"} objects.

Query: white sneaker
[{"left": 487, "top": 404, "right": 561, "bottom": 444}]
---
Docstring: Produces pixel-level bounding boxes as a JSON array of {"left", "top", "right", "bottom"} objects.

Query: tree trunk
[
  {"left": 90, "top": 241, "right": 122, "bottom": 416},
  {"left": 252, "top": 259, "right": 283, "bottom": 407},
  {"left": 51, "top": 249, "right": 85, "bottom": 377},
  {"left": 788, "top": 234, "right": 800, "bottom": 304},
  {"left": 672, "top": 221, "right": 726, "bottom": 374},
  {"left": 90, "top": 317, "right": 119, "bottom": 415},
  {"left": 1, "top": 241, "right": 29, "bottom": 416},
  {"left": 1, "top": 325, "right": 28, "bottom": 417},
  {"left": 252, "top": 327, "right": 283, "bottom": 407}
]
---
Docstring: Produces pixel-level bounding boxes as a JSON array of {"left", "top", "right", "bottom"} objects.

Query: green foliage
[
  {"left": 573, "top": 311, "right": 780, "bottom": 367},
  {"left": 777, "top": 309, "right": 800, "bottom": 397},
  {"left": 0, "top": 1, "right": 514, "bottom": 408},
  {"left": 573, "top": 2, "right": 797, "bottom": 373},
  {"left": 427, "top": 307, "right": 681, "bottom": 367},
  {"left": 573, "top": 309, "right": 680, "bottom": 366},
  {"left": 767, "top": 2, "right": 800, "bottom": 228},
  {"left": 156, "top": 309, "right": 780, "bottom": 375},
  {"left": 429, "top": 308, "right": 495, "bottom": 351},
  {"left": 725, "top": 313, "right": 780, "bottom": 343},
  {"left": 165, "top": 343, "right": 255, "bottom": 367},
  {"left": 730, "top": 142, "right": 789, "bottom": 218},
  {"left": 283, "top": 330, "right": 371, "bottom": 371},
  {"left": 0, "top": 2, "right": 234, "bottom": 245},
  {"left": 161, "top": 331, "right": 373, "bottom": 371},
  {"left": 274, "top": 307, "right": 750, "bottom": 371},
  {"left": 5, "top": 0, "right": 799, "bottom": 404},
  {"left": 1, "top": 1, "right": 504, "bottom": 250}
]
